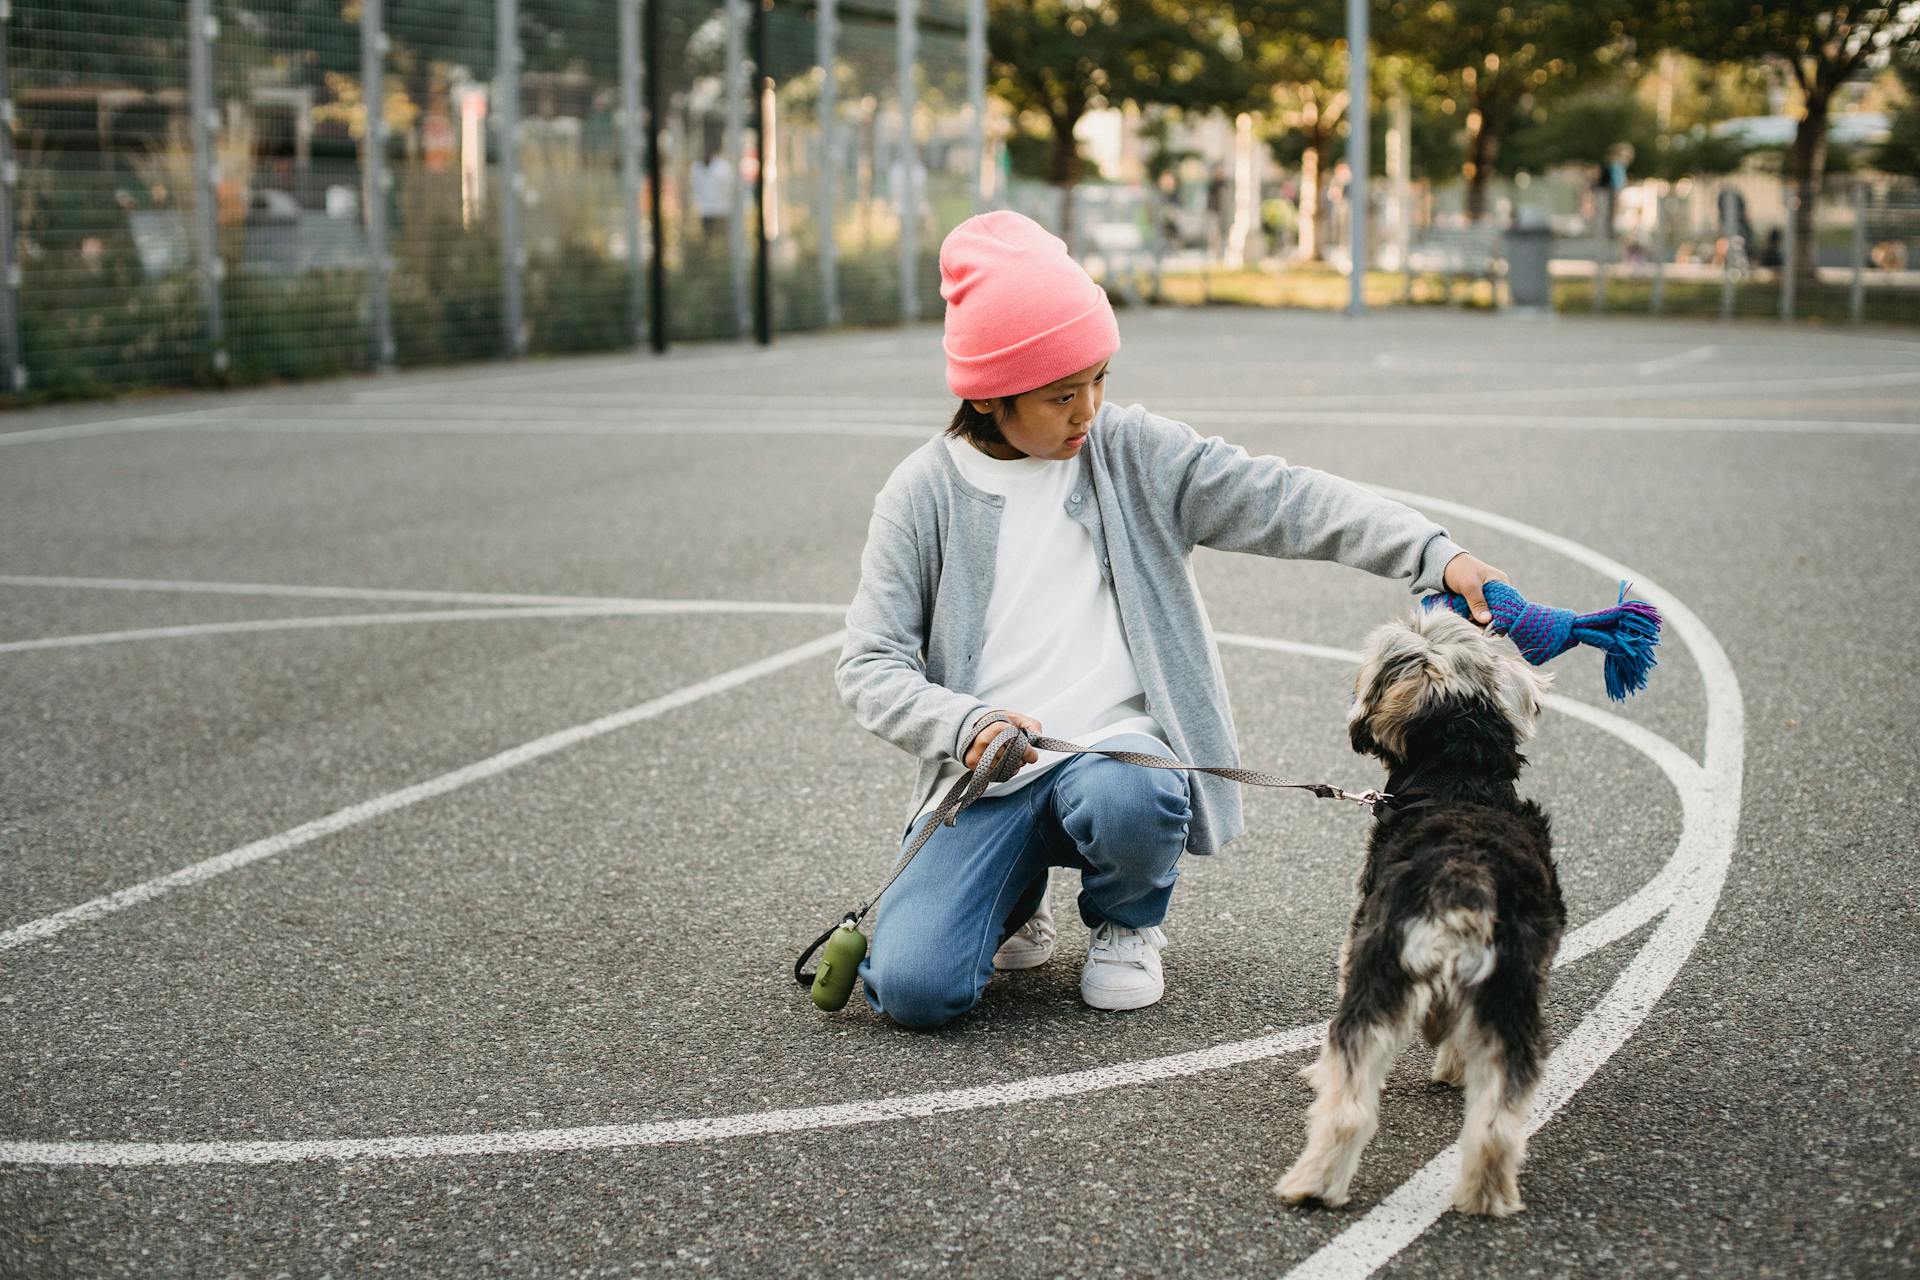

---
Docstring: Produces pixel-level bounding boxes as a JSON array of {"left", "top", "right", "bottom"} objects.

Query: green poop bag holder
[
  {"left": 793, "top": 723, "right": 1033, "bottom": 1011},
  {"left": 793, "top": 721, "right": 1396, "bottom": 1012}
]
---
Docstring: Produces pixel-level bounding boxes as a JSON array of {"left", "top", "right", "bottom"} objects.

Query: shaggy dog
[{"left": 1276, "top": 608, "right": 1565, "bottom": 1218}]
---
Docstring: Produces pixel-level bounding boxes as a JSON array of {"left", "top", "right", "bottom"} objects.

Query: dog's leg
[
  {"left": 1451, "top": 1011, "right": 1532, "bottom": 1217},
  {"left": 1422, "top": 989, "right": 1465, "bottom": 1087},
  {"left": 1277, "top": 1005, "right": 1411, "bottom": 1208}
]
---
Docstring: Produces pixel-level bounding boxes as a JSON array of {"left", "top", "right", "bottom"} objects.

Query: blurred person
[
  {"left": 836, "top": 211, "right": 1509, "bottom": 1028},
  {"left": 1716, "top": 186, "right": 1752, "bottom": 269},
  {"left": 690, "top": 151, "right": 732, "bottom": 238}
]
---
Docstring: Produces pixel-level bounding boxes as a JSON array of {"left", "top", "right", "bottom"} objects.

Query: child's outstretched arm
[{"left": 1136, "top": 412, "right": 1491, "bottom": 601}]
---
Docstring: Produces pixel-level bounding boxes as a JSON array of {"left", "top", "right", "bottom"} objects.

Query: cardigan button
[{"left": 1069, "top": 492, "right": 1082, "bottom": 503}]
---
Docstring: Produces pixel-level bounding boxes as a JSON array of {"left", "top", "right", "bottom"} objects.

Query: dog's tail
[{"left": 1399, "top": 866, "right": 1498, "bottom": 1003}]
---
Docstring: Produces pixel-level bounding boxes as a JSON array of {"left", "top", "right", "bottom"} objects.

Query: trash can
[{"left": 1504, "top": 222, "right": 1554, "bottom": 310}]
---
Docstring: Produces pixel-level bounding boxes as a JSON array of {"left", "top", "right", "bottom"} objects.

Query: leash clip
[{"left": 1333, "top": 787, "right": 1391, "bottom": 809}]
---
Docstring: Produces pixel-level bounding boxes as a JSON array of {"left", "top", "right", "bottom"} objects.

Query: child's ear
[{"left": 970, "top": 399, "right": 995, "bottom": 416}]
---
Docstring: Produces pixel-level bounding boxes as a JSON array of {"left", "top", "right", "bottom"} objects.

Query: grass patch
[
  {"left": 1552, "top": 274, "right": 1920, "bottom": 326},
  {"left": 1153, "top": 265, "right": 1497, "bottom": 310}
]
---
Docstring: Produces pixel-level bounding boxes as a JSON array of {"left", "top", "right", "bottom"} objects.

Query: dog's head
[{"left": 1347, "top": 608, "right": 1552, "bottom": 774}]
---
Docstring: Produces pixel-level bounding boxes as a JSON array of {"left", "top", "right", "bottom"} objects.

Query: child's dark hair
[{"left": 946, "top": 399, "right": 1009, "bottom": 449}]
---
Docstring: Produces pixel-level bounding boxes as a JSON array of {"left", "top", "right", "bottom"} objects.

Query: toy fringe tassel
[{"left": 1425, "top": 580, "right": 1663, "bottom": 702}]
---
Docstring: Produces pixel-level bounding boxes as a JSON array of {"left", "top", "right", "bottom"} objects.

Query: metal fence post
[
  {"left": 1649, "top": 192, "right": 1667, "bottom": 316},
  {"left": 188, "top": 0, "right": 226, "bottom": 374},
  {"left": 967, "top": 0, "right": 986, "bottom": 213},
  {"left": 1720, "top": 246, "right": 1734, "bottom": 319},
  {"left": 619, "top": 0, "right": 648, "bottom": 347},
  {"left": 0, "top": 0, "right": 25, "bottom": 392},
  {"left": 1780, "top": 183, "right": 1796, "bottom": 323},
  {"left": 1592, "top": 243, "right": 1608, "bottom": 313},
  {"left": 496, "top": 0, "right": 525, "bottom": 356},
  {"left": 725, "top": 0, "right": 750, "bottom": 337},
  {"left": 751, "top": 0, "right": 771, "bottom": 345},
  {"left": 644, "top": 0, "right": 668, "bottom": 351},
  {"left": 1344, "top": 0, "right": 1367, "bottom": 317},
  {"left": 816, "top": 0, "right": 841, "bottom": 326},
  {"left": 1849, "top": 181, "right": 1866, "bottom": 325},
  {"left": 898, "top": 0, "right": 918, "bottom": 322},
  {"left": 360, "top": 0, "right": 394, "bottom": 367}
]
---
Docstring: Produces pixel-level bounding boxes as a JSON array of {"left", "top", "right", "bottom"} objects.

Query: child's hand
[
  {"left": 965, "top": 712, "right": 1044, "bottom": 770},
  {"left": 1443, "top": 553, "right": 1511, "bottom": 627}
]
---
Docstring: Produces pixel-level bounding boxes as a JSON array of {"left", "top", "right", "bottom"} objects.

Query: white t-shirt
[{"left": 913, "top": 437, "right": 1168, "bottom": 828}]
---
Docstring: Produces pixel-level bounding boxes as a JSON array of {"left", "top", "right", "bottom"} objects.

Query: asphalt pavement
[{"left": 2, "top": 309, "right": 1915, "bottom": 1278}]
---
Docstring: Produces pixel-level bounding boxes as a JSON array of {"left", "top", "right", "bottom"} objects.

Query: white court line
[
  {"left": 1278, "top": 489, "right": 1745, "bottom": 1280},
  {"left": 0, "top": 416, "right": 936, "bottom": 443},
  {"left": 0, "top": 574, "right": 845, "bottom": 615},
  {"left": 0, "top": 621, "right": 1708, "bottom": 1168},
  {"left": 0, "top": 605, "right": 841, "bottom": 654},
  {"left": 29, "top": 409, "right": 1919, "bottom": 442},
  {"left": 0, "top": 492, "right": 1737, "bottom": 1192},
  {"left": 0, "top": 1026, "right": 1326, "bottom": 1167},
  {"left": 0, "top": 413, "right": 205, "bottom": 447},
  {"left": 1634, "top": 344, "right": 1717, "bottom": 375},
  {"left": 0, "top": 629, "right": 847, "bottom": 953},
  {"left": 1218, "top": 411, "right": 1920, "bottom": 437},
  {"left": 7, "top": 364, "right": 1917, "bottom": 448},
  {"left": 1215, "top": 635, "right": 1705, "bottom": 967}
]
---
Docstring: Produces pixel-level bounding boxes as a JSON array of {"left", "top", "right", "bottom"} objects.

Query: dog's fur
[{"left": 1276, "top": 609, "right": 1566, "bottom": 1218}]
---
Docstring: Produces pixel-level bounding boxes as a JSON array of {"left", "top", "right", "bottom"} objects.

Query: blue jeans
[{"left": 860, "top": 734, "right": 1192, "bottom": 1029}]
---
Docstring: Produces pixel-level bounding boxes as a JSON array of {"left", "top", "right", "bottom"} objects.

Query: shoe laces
[
  {"left": 1011, "top": 912, "right": 1055, "bottom": 944},
  {"left": 1088, "top": 920, "right": 1167, "bottom": 966}
]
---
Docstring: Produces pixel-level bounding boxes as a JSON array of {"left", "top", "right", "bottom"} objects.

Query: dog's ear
[
  {"left": 1349, "top": 706, "right": 1379, "bottom": 757},
  {"left": 1494, "top": 655, "right": 1554, "bottom": 744}
]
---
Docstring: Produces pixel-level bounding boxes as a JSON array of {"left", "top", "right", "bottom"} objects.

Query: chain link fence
[
  {"left": 1563, "top": 173, "right": 1920, "bottom": 326},
  {"left": 0, "top": 0, "right": 984, "bottom": 402}
]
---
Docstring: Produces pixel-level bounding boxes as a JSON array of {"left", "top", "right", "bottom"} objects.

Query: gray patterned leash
[{"left": 793, "top": 722, "right": 1389, "bottom": 987}]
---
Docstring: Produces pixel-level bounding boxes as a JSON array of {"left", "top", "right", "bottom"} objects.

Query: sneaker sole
[
  {"left": 1080, "top": 979, "right": 1165, "bottom": 1011},
  {"left": 993, "top": 944, "right": 1056, "bottom": 971}
]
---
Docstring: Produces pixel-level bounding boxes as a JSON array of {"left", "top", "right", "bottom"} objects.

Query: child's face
[{"left": 972, "top": 359, "right": 1109, "bottom": 461}]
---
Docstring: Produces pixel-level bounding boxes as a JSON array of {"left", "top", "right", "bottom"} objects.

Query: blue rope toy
[{"left": 1424, "top": 580, "right": 1663, "bottom": 701}]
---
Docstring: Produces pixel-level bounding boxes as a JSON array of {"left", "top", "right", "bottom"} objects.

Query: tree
[
  {"left": 987, "top": 0, "right": 1238, "bottom": 238},
  {"left": 1654, "top": 2, "right": 1920, "bottom": 279},
  {"left": 1875, "top": 49, "right": 1920, "bottom": 177},
  {"left": 1252, "top": 33, "right": 1351, "bottom": 260},
  {"left": 1373, "top": 0, "right": 1626, "bottom": 221}
]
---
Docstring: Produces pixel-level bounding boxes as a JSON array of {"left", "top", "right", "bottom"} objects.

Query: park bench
[{"left": 1404, "top": 224, "right": 1505, "bottom": 304}]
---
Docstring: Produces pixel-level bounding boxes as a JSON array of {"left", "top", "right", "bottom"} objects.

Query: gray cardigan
[{"left": 835, "top": 401, "right": 1465, "bottom": 855}]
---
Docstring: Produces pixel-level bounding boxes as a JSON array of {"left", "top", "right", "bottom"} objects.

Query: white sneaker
[
  {"left": 1081, "top": 921, "right": 1168, "bottom": 1011},
  {"left": 992, "top": 888, "right": 1057, "bottom": 971}
]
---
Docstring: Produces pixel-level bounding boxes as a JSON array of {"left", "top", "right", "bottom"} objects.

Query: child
[{"left": 835, "top": 211, "right": 1506, "bottom": 1028}]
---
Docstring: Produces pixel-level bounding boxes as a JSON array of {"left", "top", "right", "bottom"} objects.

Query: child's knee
[
  {"left": 1086, "top": 763, "right": 1191, "bottom": 849},
  {"left": 862, "top": 950, "right": 983, "bottom": 1030}
]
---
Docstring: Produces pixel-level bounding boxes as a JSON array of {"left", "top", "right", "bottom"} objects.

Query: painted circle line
[
  {"left": 2, "top": 492, "right": 1738, "bottom": 1280},
  {"left": 0, "top": 646, "right": 1693, "bottom": 1172}
]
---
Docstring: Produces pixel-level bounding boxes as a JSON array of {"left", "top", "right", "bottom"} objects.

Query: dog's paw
[
  {"left": 1451, "top": 1183, "right": 1524, "bottom": 1218},
  {"left": 1276, "top": 1165, "right": 1348, "bottom": 1209},
  {"left": 1430, "top": 1059, "right": 1465, "bottom": 1089}
]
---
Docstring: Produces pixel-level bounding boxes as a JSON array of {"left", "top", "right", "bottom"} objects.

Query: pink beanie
[{"left": 939, "top": 211, "right": 1120, "bottom": 400}]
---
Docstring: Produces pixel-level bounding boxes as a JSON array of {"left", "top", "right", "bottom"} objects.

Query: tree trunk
[
  {"left": 1299, "top": 140, "right": 1320, "bottom": 261},
  {"left": 1463, "top": 108, "right": 1499, "bottom": 223},
  {"left": 1790, "top": 89, "right": 1830, "bottom": 283},
  {"left": 1049, "top": 111, "right": 1082, "bottom": 252}
]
